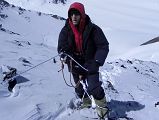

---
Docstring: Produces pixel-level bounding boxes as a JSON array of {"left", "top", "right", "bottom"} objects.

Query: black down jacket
[{"left": 58, "top": 15, "right": 109, "bottom": 74}]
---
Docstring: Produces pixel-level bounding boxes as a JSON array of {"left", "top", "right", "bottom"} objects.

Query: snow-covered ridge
[
  {"left": 27, "top": 59, "right": 159, "bottom": 120},
  {"left": 0, "top": 0, "right": 64, "bottom": 76},
  {"left": 0, "top": 0, "right": 65, "bottom": 49},
  {"left": 100, "top": 59, "right": 159, "bottom": 119},
  {"left": 4, "top": 0, "right": 70, "bottom": 18},
  {"left": 1, "top": 58, "right": 158, "bottom": 120},
  {"left": 0, "top": 2, "right": 67, "bottom": 120},
  {"left": 1, "top": 0, "right": 159, "bottom": 120},
  {"left": 0, "top": 0, "right": 9, "bottom": 7},
  {"left": 4, "top": 0, "right": 159, "bottom": 56}
]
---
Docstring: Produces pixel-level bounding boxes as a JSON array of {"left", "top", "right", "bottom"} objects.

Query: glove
[
  {"left": 84, "top": 60, "right": 100, "bottom": 74},
  {"left": 3, "top": 67, "right": 17, "bottom": 81},
  {"left": 59, "top": 51, "right": 67, "bottom": 63}
]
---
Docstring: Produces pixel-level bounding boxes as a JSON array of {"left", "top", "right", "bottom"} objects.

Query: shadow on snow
[
  {"left": 108, "top": 99, "right": 145, "bottom": 120},
  {"left": 16, "top": 75, "right": 30, "bottom": 84}
]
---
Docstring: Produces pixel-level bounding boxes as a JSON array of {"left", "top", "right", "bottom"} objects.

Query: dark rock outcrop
[{"left": 141, "top": 36, "right": 159, "bottom": 46}]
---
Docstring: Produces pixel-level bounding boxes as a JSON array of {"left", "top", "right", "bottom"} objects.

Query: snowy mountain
[
  {"left": 0, "top": 0, "right": 159, "bottom": 120},
  {"left": 4, "top": 0, "right": 159, "bottom": 56}
]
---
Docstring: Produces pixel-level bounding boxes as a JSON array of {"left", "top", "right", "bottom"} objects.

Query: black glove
[
  {"left": 3, "top": 67, "right": 17, "bottom": 81},
  {"left": 84, "top": 60, "right": 100, "bottom": 74},
  {"left": 59, "top": 51, "right": 71, "bottom": 64},
  {"left": 60, "top": 53, "right": 67, "bottom": 61}
]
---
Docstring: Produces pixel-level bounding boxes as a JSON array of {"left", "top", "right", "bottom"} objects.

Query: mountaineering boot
[
  {"left": 80, "top": 97, "right": 91, "bottom": 109},
  {"left": 95, "top": 96, "right": 108, "bottom": 119},
  {"left": 8, "top": 79, "right": 17, "bottom": 92}
]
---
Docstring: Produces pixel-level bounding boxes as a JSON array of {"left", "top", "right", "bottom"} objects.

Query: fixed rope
[
  {"left": 59, "top": 53, "right": 89, "bottom": 89},
  {"left": 59, "top": 59, "right": 81, "bottom": 88},
  {"left": 1, "top": 54, "right": 60, "bottom": 82}
]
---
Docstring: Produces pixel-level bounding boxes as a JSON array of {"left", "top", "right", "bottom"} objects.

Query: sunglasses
[{"left": 70, "top": 10, "right": 81, "bottom": 16}]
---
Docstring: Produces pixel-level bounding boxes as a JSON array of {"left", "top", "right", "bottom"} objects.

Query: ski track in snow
[{"left": 24, "top": 103, "right": 67, "bottom": 120}]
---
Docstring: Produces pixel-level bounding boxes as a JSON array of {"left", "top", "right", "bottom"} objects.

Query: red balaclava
[{"left": 68, "top": 2, "right": 86, "bottom": 53}]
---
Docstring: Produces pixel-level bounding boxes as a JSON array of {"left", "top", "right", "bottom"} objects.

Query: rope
[
  {"left": 60, "top": 59, "right": 81, "bottom": 88},
  {"left": 58, "top": 53, "right": 88, "bottom": 88},
  {"left": 61, "top": 66, "right": 74, "bottom": 88},
  {"left": 59, "top": 52, "right": 95, "bottom": 90},
  {"left": 59, "top": 53, "right": 107, "bottom": 110},
  {"left": 20, "top": 56, "right": 58, "bottom": 75},
  {"left": 2, "top": 54, "right": 60, "bottom": 82},
  {"left": 63, "top": 53, "right": 88, "bottom": 72},
  {"left": 69, "top": 59, "right": 75, "bottom": 87}
]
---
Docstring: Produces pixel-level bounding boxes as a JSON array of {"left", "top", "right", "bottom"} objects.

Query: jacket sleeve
[
  {"left": 57, "top": 26, "right": 70, "bottom": 54},
  {"left": 93, "top": 25, "right": 109, "bottom": 66}
]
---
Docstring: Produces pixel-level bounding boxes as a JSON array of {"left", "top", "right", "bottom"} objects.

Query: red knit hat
[{"left": 68, "top": 2, "right": 86, "bottom": 19}]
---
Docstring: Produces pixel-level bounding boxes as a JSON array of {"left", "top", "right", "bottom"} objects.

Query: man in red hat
[{"left": 58, "top": 2, "right": 109, "bottom": 119}]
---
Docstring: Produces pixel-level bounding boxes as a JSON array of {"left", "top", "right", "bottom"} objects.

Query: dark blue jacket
[{"left": 58, "top": 15, "right": 109, "bottom": 74}]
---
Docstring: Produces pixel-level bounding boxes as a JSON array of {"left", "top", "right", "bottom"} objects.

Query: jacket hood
[{"left": 68, "top": 2, "right": 86, "bottom": 19}]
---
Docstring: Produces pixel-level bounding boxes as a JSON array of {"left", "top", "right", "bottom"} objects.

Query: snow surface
[
  {"left": 4, "top": 0, "right": 159, "bottom": 56},
  {"left": 0, "top": 0, "right": 159, "bottom": 120}
]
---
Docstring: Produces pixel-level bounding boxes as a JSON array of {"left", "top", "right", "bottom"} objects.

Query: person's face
[{"left": 70, "top": 10, "right": 81, "bottom": 26}]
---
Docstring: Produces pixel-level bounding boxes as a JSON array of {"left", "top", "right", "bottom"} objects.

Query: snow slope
[
  {"left": 120, "top": 42, "right": 159, "bottom": 63},
  {"left": 5, "top": 0, "right": 159, "bottom": 56},
  {"left": 0, "top": 0, "right": 159, "bottom": 120}
]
